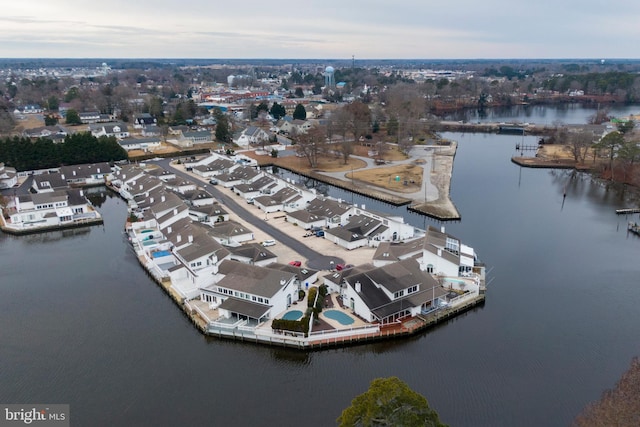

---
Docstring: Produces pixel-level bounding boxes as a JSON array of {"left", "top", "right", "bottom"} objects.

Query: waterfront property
[
  {"left": 114, "top": 154, "right": 486, "bottom": 349},
  {"left": 1, "top": 189, "right": 102, "bottom": 233}
]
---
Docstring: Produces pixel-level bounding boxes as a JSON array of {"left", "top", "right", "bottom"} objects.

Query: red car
[
  {"left": 336, "top": 264, "right": 353, "bottom": 271},
  {"left": 289, "top": 260, "right": 302, "bottom": 267}
]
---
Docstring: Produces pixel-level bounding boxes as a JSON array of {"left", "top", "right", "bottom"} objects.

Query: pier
[{"left": 616, "top": 208, "right": 640, "bottom": 215}]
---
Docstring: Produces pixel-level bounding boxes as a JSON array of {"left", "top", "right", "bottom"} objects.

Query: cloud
[{"left": 1, "top": 1, "right": 640, "bottom": 58}]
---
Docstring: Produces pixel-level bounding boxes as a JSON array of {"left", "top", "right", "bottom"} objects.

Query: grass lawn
[{"left": 348, "top": 163, "right": 423, "bottom": 193}]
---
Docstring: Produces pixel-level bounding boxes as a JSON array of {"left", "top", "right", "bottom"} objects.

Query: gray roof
[
  {"left": 345, "top": 259, "right": 444, "bottom": 320},
  {"left": 33, "top": 173, "right": 67, "bottom": 190},
  {"left": 234, "top": 176, "right": 274, "bottom": 194},
  {"left": 218, "top": 298, "right": 270, "bottom": 320},
  {"left": 176, "top": 234, "right": 229, "bottom": 263},
  {"left": 373, "top": 239, "right": 424, "bottom": 262},
  {"left": 208, "top": 220, "right": 252, "bottom": 238},
  {"left": 216, "top": 260, "right": 295, "bottom": 298},
  {"left": 305, "top": 197, "right": 351, "bottom": 218},
  {"left": 60, "top": 162, "right": 111, "bottom": 180}
]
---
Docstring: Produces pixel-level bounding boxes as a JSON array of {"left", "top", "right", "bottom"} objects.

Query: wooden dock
[{"left": 616, "top": 208, "right": 640, "bottom": 215}]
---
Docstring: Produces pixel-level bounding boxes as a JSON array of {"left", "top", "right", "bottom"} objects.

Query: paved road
[{"left": 151, "top": 158, "right": 344, "bottom": 270}]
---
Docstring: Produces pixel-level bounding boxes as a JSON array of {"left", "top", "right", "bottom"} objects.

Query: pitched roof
[{"left": 215, "top": 260, "right": 295, "bottom": 298}]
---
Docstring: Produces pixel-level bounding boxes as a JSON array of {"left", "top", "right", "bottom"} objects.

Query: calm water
[
  {"left": 444, "top": 103, "right": 640, "bottom": 125},
  {"left": 2, "top": 113, "right": 640, "bottom": 426}
]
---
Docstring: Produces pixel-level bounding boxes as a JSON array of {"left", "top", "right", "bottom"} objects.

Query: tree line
[{"left": 0, "top": 132, "right": 127, "bottom": 171}]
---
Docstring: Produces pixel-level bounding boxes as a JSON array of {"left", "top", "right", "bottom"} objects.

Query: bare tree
[
  {"left": 568, "top": 130, "right": 594, "bottom": 164},
  {"left": 345, "top": 100, "right": 371, "bottom": 144},
  {"left": 294, "top": 125, "right": 326, "bottom": 168},
  {"left": 329, "top": 107, "right": 352, "bottom": 164}
]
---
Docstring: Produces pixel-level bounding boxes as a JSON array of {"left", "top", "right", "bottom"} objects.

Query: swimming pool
[
  {"left": 323, "top": 310, "right": 354, "bottom": 325},
  {"left": 282, "top": 310, "right": 303, "bottom": 321}
]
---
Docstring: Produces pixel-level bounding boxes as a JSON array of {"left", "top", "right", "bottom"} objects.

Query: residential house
[
  {"left": 92, "top": 123, "right": 130, "bottom": 139},
  {"left": 22, "top": 125, "right": 68, "bottom": 141},
  {"left": 0, "top": 163, "right": 18, "bottom": 189},
  {"left": 420, "top": 226, "right": 483, "bottom": 278},
  {"left": 118, "top": 137, "right": 162, "bottom": 152},
  {"left": 341, "top": 258, "right": 448, "bottom": 324},
  {"left": 323, "top": 214, "right": 388, "bottom": 250},
  {"left": 286, "top": 197, "right": 352, "bottom": 229},
  {"left": 207, "top": 220, "right": 254, "bottom": 246},
  {"left": 32, "top": 173, "right": 68, "bottom": 193},
  {"left": 199, "top": 260, "right": 298, "bottom": 323},
  {"left": 188, "top": 203, "right": 229, "bottom": 224},
  {"left": 79, "top": 111, "right": 101, "bottom": 124},
  {"left": 233, "top": 176, "right": 276, "bottom": 201},
  {"left": 133, "top": 113, "right": 157, "bottom": 129},
  {"left": 228, "top": 243, "right": 278, "bottom": 267},
  {"left": 59, "top": 162, "right": 112, "bottom": 186},
  {"left": 215, "top": 165, "right": 261, "bottom": 188},
  {"left": 372, "top": 239, "right": 424, "bottom": 267},
  {"left": 236, "top": 126, "right": 270, "bottom": 147},
  {"left": 6, "top": 189, "right": 101, "bottom": 231}
]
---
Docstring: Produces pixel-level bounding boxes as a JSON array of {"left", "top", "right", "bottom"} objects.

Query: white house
[
  {"left": 236, "top": 126, "right": 270, "bottom": 147},
  {"left": 208, "top": 220, "right": 254, "bottom": 246},
  {"left": 420, "top": 226, "right": 480, "bottom": 278},
  {"left": 0, "top": 163, "right": 17, "bottom": 189},
  {"left": 199, "top": 260, "right": 298, "bottom": 323},
  {"left": 5, "top": 189, "right": 101, "bottom": 231},
  {"left": 340, "top": 259, "right": 448, "bottom": 324},
  {"left": 228, "top": 243, "right": 278, "bottom": 267}
]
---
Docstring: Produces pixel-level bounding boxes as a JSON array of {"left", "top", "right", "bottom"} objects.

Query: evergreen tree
[{"left": 293, "top": 103, "right": 307, "bottom": 120}]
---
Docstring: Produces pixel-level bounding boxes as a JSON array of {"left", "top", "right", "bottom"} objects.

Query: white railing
[{"left": 308, "top": 325, "right": 380, "bottom": 339}]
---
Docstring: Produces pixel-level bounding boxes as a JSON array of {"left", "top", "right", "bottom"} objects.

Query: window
[
  {"left": 445, "top": 237, "right": 459, "bottom": 254},
  {"left": 394, "top": 290, "right": 404, "bottom": 299},
  {"left": 407, "top": 285, "right": 418, "bottom": 294},
  {"left": 426, "top": 264, "right": 434, "bottom": 273}
]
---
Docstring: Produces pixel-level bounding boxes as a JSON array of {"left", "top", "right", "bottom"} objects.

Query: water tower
[{"left": 324, "top": 66, "right": 335, "bottom": 88}]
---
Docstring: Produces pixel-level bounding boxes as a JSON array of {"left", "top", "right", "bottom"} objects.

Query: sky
[{"left": 2, "top": 0, "right": 640, "bottom": 59}]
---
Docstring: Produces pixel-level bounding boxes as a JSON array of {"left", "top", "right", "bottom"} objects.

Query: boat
[{"left": 628, "top": 222, "right": 640, "bottom": 236}]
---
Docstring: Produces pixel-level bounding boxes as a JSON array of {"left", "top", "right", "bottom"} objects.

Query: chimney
[
  {"left": 188, "top": 235, "right": 193, "bottom": 243},
  {"left": 441, "top": 226, "right": 445, "bottom": 233},
  {"left": 361, "top": 204, "right": 365, "bottom": 209},
  {"left": 173, "top": 208, "right": 177, "bottom": 216},
  {"left": 437, "top": 249, "right": 442, "bottom": 257},
  {"left": 177, "top": 234, "right": 182, "bottom": 243},
  {"left": 139, "top": 185, "right": 143, "bottom": 190},
  {"left": 73, "top": 170, "right": 76, "bottom": 176},
  {"left": 355, "top": 281, "right": 361, "bottom": 293},
  {"left": 280, "top": 279, "right": 286, "bottom": 286},
  {"left": 150, "top": 197, "right": 154, "bottom": 204},
  {"left": 61, "top": 174, "right": 65, "bottom": 180},
  {"left": 161, "top": 195, "right": 166, "bottom": 202},
  {"left": 167, "top": 226, "right": 172, "bottom": 233}
]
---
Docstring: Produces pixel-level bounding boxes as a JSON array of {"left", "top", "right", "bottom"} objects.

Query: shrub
[
  {"left": 298, "top": 290, "right": 306, "bottom": 300},
  {"left": 307, "top": 287, "right": 318, "bottom": 308}
]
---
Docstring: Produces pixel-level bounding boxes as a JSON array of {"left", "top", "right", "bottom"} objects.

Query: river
[{"left": 1, "top": 106, "right": 640, "bottom": 426}]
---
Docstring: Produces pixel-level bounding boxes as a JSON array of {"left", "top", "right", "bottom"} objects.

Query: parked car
[
  {"left": 261, "top": 240, "right": 276, "bottom": 247},
  {"left": 288, "top": 260, "right": 302, "bottom": 267},
  {"left": 315, "top": 230, "right": 325, "bottom": 237},
  {"left": 209, "top": 178, "right": 218, "bottom": 185},
  {"left": 336, "top": 263, "right": 354, "bottom": 271}
]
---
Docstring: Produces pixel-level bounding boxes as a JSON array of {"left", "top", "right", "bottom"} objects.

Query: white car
[{"left": 261, "top": 240, "right": 276, "bottom": 247}]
